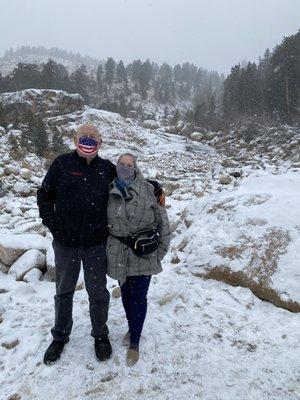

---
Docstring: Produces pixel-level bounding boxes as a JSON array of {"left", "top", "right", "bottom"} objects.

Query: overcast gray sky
[{"left": 1, "top": 0, "right": 299, "bottom": 74}]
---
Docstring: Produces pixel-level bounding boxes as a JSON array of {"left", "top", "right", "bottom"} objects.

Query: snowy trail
[{"left": 1, "top": 259, "right": 299, "bottom": 400}]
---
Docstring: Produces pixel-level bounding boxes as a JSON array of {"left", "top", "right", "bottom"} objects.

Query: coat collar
[
  {"left": 128, "top": 173, "right": 143, "bottom": 194},
  {"left": 72, "top": 149, "right": 99, "bottom": 166},
  {"left": 110, "top": 172, "right": 144, "bottom": 196}
]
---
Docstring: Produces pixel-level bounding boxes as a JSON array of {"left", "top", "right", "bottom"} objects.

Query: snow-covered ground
[
  {"left": 179, "top": 170, "right": 300, "bottom": 307},
  {"left": 0, "top": 106, "right": 300, "bottom": 400},
  {"left": 1, "top": 258, "right": 299, "bottom": 399}
]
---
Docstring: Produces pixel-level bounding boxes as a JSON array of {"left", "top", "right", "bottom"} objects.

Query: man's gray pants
[{"left": 51, "top": 240, "right": 109, "bottom": 342}]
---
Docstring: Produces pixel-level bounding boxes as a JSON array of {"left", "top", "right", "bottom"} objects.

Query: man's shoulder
[
  {"left": 142, "top": 179, "right": 158, "bottom": 196},
  {"left": 97, "top": 157, "right": 116, "bottom": 171},
  {"left": 146, "top": 179, "right": 160, "bottom": 190},
  {"left": 53, "top": 152, "right": 74, "bottom": 164}
]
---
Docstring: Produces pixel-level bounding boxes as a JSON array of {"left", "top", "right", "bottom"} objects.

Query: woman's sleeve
[{"left": 153, "top": 203, "right": 171, "bottom": 261}]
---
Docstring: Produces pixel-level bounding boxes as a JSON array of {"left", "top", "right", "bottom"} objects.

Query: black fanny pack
[{"left": 112, "top": 228, "right": 159, "bottom": 257}]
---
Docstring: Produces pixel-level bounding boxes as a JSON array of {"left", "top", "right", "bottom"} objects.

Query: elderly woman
[{"left": 106, "top": 153, "right": 170, "bottom": 366}]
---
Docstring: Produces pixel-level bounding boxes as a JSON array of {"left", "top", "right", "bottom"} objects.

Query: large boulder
[
  {"left": 13, "top": 182, "right": 33, "bottom": 196},
  {"left": 190, "top": 132, "right": 204, "bottom": 141},
  {"left": 19, "top": 168, "right": 32, "bottom": 180},
  {"left": 0, "top": 89, "right": 85, "bottom": 124},
  {"left": 219, "top": 175, "right": 233, "bottom": 185},
  {"left": 23, "top": 268, "right": 43, "bottom": 283},
  {"left": 142, "top": 120, "right": 160, "bottom": 130},
  {"left": 0, "top": 234, "right": 49, "bottom": 265},
  {"left": 9, "top": 249, "right": 46, "bottom": 281}
]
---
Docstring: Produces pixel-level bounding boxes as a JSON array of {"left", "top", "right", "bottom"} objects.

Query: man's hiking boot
[
  {"left": 126, "top": 344, "right": 139, "bottom": 367},
  {"left": 43, "top": 339, "right": 69, "bottom": 365},
  {"left": 95, "top": 335, "right": 112, "bottom": 361},
  {"left": 122, "top": 331, "right": 130, "bottom": 347}
]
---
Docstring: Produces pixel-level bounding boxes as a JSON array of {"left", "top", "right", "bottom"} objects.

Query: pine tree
[
  {"left": 184, "top": 109, "right": 194, "bottom": 122},
  {"left": 172, "top": 108, "right": 180, "bottom": 124},
  {"left": 116, "top": 60, "right": 127, "bottom": 84},
  {"left": 21, "top": 110, "right": 35, "bottom": 150},
  {"left": 271, "top": 31, "right": 300, "bottom": 121},
  {"left": 193, "top": 103, "right": 207, "bottom": 125},
  {"left": 131, "top": 60, "right": 142, "bottom": 83},
  {"left": 0, "top": 72, "right": 7, "bottom": 93},
  {"left": 223, "top": 64, "right": 242, "bottom": 120},
  {"left": 118, "top": 94, "right": 127, "bottom": 117},
  {"left": 138, "top": 60, "right": 153, "bottom": 96},
  {"left": 70, "top": 64, "right": 90, "bottom": 101},
  {"left": 163, "top": 106, "right": 169, "bottom": 119},
  {"left": 52, "top": 126, "right": 67, "bottom": 154},
  {"left": 173, "top": 64, "right": 182, "bottom": 82},
  {"left": 10, "top": 63, "right": 40, "bottom": 91},
  {"left": 41, "top": 59, "right": 57, "bottom": 89},
  {"left": 22, "top": 111, "right": 49, "bottom": 156},
  {"left": 0, "top": 103, "right": 6, "bottom": 128},
  {"left": 105, "top": 57, "right": 116, "bottom": 86},
  {"left": 96, "top": 64, "right": 104, "bottom": 95},
  {"left": 32, "top": 117, "right": 49, "bottom": 157}
]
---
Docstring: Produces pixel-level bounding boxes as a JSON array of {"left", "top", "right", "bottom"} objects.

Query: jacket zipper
[
  {"left": 80, "top": 162, "right": 89, "bottom": 247},
  {"left": 134, "top": 233, "right": 159, "bottom": 249}
]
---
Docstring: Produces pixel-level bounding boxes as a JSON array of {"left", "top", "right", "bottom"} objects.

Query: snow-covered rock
[
  {"left": 13, "top": 182, "right": 32, "bottom": 196},
  {"left": 1, "top": 338, "right": 19, "bottom": 349},
  {"left": 9, "top": 249, "right": 46, "bottom": 281},
  {"left": 76, "top": 271, "right": 85, "bottom": 291},
  {"left": 0, "top": 234, "right": 49, "bottom": 265},
  {"left": 190, "top": 131, "right": 204, "bottom": 141},
  {"left": 219, "top": 174, "right": 232, "bottom": 185},
  {"left": 0, "top": 214, "right": 11, "bottom": 225},
  {"left": 111, "top": 286, "right": 121, "bottom": 298},
  {"left": 19, "top": 168, "right": 32, "bottom": 180},
  {"left": 4, "top": 164, "right": 19, "bottom": 175},
  {"left": 0, "top": 89, "right": 85, "bottom": 124},
  {"left": 11, "top": 207, "right": 23, "bottom": 217},
  {"left": 23, "top": 267, "right": 43, "bottom": 283},
  {"left": 46, "top": 244, "right": 55, "bottom": 281},
  {"left": 142, "top": 119, "right": 160, "bottom": 129},
  {"left": 0, "top": 262, "right": 9, "bottom": 273}
]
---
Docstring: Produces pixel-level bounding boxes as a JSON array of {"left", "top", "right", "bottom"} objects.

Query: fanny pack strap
[
  {"left": 111, "top": 234, "right": 133, "bottom": 248},
  {"left": 111, "top": 228, "right": 157, "bottom": 249}
]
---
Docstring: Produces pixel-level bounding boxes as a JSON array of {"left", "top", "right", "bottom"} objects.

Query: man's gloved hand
[
  {"left": 158, "top": 192, "right": 166, "bottom": 206},
  {"left": 147, "top": 179, "right": 166, "bottom": 207}
]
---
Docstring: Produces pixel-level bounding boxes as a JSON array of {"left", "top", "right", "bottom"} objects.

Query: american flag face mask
[{"left": 77, "top": 136, "right": 100, "bottom": 156}]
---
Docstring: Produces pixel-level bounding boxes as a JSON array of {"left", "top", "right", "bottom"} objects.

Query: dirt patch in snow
[
  {"left": 195, "top": 228, "right": 299, "bottom": 312},
  {"left": 193, "top": 265, "right": 300, "bottom": 313}
]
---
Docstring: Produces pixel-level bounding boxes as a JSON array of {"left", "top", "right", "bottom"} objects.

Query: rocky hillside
[
  {"left": 0, "top": 89, "right": 299, "bottom": 400},
  {"left": 0, "top": 89, "right": 299, "bottom": 310}
]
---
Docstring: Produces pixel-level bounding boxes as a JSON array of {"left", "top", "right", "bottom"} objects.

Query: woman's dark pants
[{"left": 120, "top": 275, "right": 151, "bottom": 346}]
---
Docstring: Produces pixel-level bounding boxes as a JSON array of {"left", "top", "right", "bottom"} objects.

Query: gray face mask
[{"left": 116, "top": 164, "right": 135, "bottom": 183}]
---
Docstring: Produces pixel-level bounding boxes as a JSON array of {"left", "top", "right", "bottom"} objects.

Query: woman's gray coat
[{"left": 106, "top": 171, "right": 171, "bottom": 285}]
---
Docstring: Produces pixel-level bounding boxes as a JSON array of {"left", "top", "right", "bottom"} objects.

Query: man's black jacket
[{"left": 37, "top": 151, "right": 116, "bottom": 248}]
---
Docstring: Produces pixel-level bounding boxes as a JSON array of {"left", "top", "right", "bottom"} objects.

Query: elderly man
[{"left": 37, "top": 124, "right": 115, "bottom": 364}]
